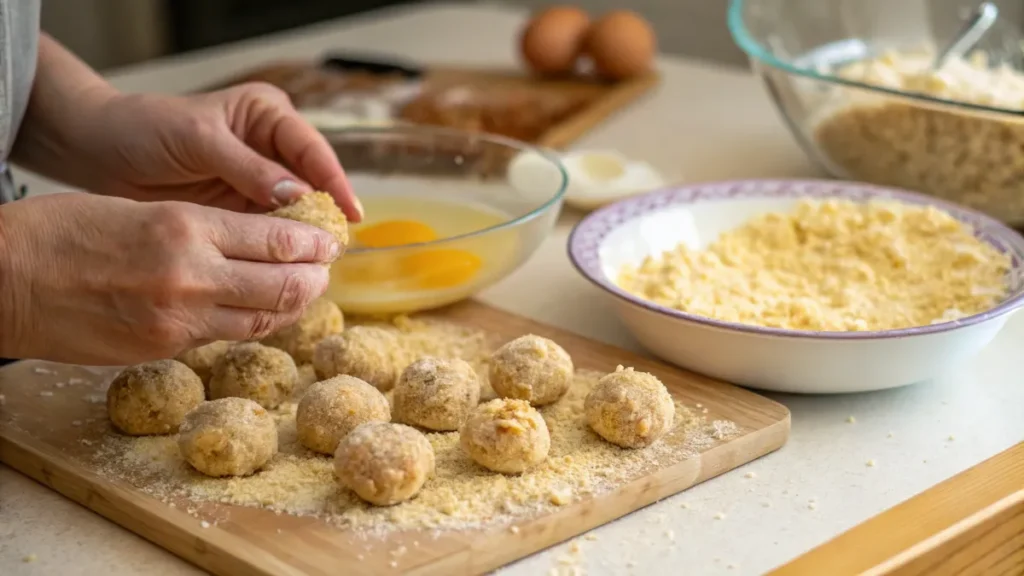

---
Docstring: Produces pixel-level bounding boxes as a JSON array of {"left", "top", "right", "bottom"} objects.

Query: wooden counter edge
[{"left": 768, "top": 441, "right": 1024, "bottom": 576}]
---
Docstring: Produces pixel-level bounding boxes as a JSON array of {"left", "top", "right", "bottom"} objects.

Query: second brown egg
[
  {"left": 585, "top": 10, "right": 657, "bottom": 80},
  {"left": 519, "top": 6, "right": 591, "bottom": 76}
]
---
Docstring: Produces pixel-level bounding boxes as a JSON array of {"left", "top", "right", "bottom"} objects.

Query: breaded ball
[
  {"left": 392, "top": 357, "right": 480, "bottom": 431},
  {"left": 178, "top": 397, "right": 278, "bottom": 477},
  {"left": 209, "top": 342, "right": 298, "bottom": 409},
  {"left": 489, "top": 334, "right": 573, "bottom": 406},
  {"left": 312, "top": 326, "right": 400, "bottom": 391},
  {"left": 175, "top": 341, "right": 232, "bottom": 395},
  {"left": 269, "top": 191, "right": 349, "bottom": 257},
  {"left": 584, "top": 366, "right": 675, "bottom": 448},
  {"left": 262, "top": 298, "right": 344, "bottom": 364},
  {"left": 460, "top": 398, "right": 550, "bottom": 474},
  {"left": 296, "top": 375, "right": 391, "bottom": 455},
  {"left": 294, "top": 363, "right": 319, "bottom": 398},
  {"left": 106, "top": 359, "right": 205, "bottom": 436},
  {"left": 334, "top": 422, "right": 435, "bottom": 506}
]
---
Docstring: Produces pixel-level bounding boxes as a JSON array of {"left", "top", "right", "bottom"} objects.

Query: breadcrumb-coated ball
[
  {"left": 392, "top": 357, "right": 480, "bottom": 431},
  {"left": 296, "top": 375, "right": 391, "bottom": 455},
  {"left": 269, "top": 191, "right": 349, "bottom": 258},
  {"left": 175, "top": 341, "right": 232, "bottom": 395},
  {"left": 312, "top": 326, "right": 401, "bottom": 392},
  {"left": 262, "top": 298, "right": 344, "bottom": 364},
  {"left": 209, "top": 342, "right": 298, "bottom": 409},
  {"left": 460, "top": 398, "right": 551, "bottom": 474},
  {"left": 584, "top": 366, "right": 674, "bottom": 448},
  {"left": 106, "top": 359, "right": 205, "bottom": 436},
  {"left": 334, "top": 422, "right": 435, "bottom": 506},
  {"left": 489, "top": 334, "right": 573, "bottom": 406},
  {"left": 178, "top": 397, "right": 278, "bottom": 477}
]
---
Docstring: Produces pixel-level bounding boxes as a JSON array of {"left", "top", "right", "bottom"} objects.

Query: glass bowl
[
  {"left": 320, "top": 125, "right": 567, "bottom": 315},
  {"left": 728, "top": 0, "right": 1024, "bottom": 228}
]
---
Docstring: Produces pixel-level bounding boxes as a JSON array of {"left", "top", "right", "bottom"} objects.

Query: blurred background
[
  {"left": 40, "top": 0, "right": 1024, "bottom": 72},
  {"left": 40, "top": 0, "right": 746, "bottom": 71}
]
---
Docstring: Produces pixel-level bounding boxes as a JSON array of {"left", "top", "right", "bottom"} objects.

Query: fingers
[
  {"left": 234, "top": 84, "right": 363, "bottom": 222},
  {"left": 212, "top": 260, "right": 329, "bottom": 312},
  {"left": 203, "top": 129, "right": 314, "bottom": 208},
  {"left": 203, "top": 306, "right": 305, "bottom": 342},
  {"left": 206, "top": 209, "right": 340, "bottom": 264}
]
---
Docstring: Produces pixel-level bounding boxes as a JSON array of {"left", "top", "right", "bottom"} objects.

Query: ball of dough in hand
[
  {"left": 262, "top": 298, "right": 344, "bottom": 364},
  {"left": 393, "top": 357, "right": 480, "bottom": 431},
  {"left": 296, "top": 375, "right": 391, "bottom": 455},
  {"left": 334, "top": 422, "right": 435, "bottom": 506},
  {"left": 489, "top": 334, "right": 573, "bottom": 406},
  {"left": 584, "top": 366, "right": 675, "bottom": 448},
  {"left": 268, "top": 191, "right": 349, "bottom": 259},
  {"left": 460, "top": 398, "right": 550, "bottom": 474},
  {"left": 178, "top": 397, "right": 278, "bottom": 477},
  {"left": 312, "top": 326, "right": 400, "bottom": 392},
  {"left": 175, "top": 341, "right": 232, "bottom": 394},
  {"left": 107, "top": 359, "right": 205, "bottom": 436},
  {"left": 209, "top": 342, "right": 298, "bottom": 409}
]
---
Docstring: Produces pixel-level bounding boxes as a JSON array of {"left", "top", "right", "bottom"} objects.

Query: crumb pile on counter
[
  {"left": 616, "top": 198, "right": 1010, "bottom": 331},
  {"left": 89, "top": 315, "right": 733, "bottom": 535},
  {"left": 812, "top": 49, "right": 1024, "bottom": 221}
]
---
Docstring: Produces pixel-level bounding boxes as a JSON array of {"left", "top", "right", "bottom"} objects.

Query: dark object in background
[{"left": 169, "top": 0, "right": 417, "bottom": 52}]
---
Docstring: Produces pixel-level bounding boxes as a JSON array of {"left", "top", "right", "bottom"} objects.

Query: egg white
[{"left": 561, "top": 150, "right": 666, "bottom": 210}]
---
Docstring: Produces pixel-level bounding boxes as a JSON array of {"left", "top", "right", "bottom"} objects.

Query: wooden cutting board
[{"left": 0, "top": 301, "right": 789, "bottom": 576}]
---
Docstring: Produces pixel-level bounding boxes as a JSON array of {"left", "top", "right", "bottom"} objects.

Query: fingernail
[
  {"left": 353, "top": 196, "right": 365, "bottom": 220},
  {"left": 327, "top": 240, "right": 341, "bottom": 260},
  {"left": 272, "top": 179, "right": 310, "bottom": 205}
]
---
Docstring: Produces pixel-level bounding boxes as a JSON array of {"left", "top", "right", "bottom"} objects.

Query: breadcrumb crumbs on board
[
  {"left": 87, "top": 315, "right": 734, "bottom": 536},
  {"left": 616, "top": 198, "right": 1011, "bottom": 332}
]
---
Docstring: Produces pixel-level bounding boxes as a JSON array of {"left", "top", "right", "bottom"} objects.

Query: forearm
[{"left": 9, "top": 34, "right": 119, "bottom": 189}]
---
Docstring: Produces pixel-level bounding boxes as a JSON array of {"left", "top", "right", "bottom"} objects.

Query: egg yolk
[
  {"left": 399, "top": 249, "right": 483, "bottom": 289},
  {"left": 354, "top": 220, "right": 439, "bottom": 248}
]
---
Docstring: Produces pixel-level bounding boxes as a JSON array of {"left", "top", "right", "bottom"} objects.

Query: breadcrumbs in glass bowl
[{"left": 569, "top": 179, "right": 1024, "bottom": 394}]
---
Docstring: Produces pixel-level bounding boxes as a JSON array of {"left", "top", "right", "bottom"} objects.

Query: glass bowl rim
[
  {"left": 320, "top": 124, "right": 569, "bottom": 255},
  {"left": 726, "top": 0, "right": 1024, "bottom": 118}
]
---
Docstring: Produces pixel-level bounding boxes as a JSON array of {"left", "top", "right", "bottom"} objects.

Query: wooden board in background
[
  {"left": 210, "top": 60, "right": 660, "bottom": 150},
  {"left": 0, "top": 301, "right": 789, "bottom": 576}
]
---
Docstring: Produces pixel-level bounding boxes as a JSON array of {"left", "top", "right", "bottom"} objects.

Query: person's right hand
[{"left": 0, "top": 192, "right": 340, "bottom": 365}]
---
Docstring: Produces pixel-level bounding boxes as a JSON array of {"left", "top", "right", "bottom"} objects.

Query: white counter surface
[{"left": 2, "top": 4, "right": 1022, "bottom": 575}]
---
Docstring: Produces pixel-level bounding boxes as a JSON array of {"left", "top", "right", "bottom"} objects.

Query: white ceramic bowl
[{"left": 568, "top": 179, "right": 1024, "bottom": 394}]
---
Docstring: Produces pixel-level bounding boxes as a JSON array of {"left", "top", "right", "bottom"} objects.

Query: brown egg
[
  {"left": 584, "top": 10, "right": 656, "bottom": 80},
  {"left": 519, "top": 6, "right": 591, "bottom": 76}
]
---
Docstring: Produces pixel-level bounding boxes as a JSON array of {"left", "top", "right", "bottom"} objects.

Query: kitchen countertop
[{"left": 2, "top": 3, "right": 1022, "bottom": 575}]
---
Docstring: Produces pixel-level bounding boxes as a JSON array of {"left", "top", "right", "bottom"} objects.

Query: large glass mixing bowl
[
  {"left": 320, "top": 125, "right": 567, "bottom": 315},
  {"left": 728, "top": 0, "right": 1024, "bottom": 228}
]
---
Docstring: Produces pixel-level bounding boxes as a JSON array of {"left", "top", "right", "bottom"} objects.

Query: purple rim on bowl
[{"left": 567, "top": 179, "right": 1024, "bottom": 340}]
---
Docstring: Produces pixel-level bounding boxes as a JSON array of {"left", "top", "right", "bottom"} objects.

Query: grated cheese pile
[
  {"left": 616, "top": 198, "right": 1011, "bottom": 331},
  {"left": 91, "top": 315, "right": 736, "bottom": 535}
]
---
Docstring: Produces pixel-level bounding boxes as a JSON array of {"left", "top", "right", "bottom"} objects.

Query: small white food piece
[
  {"left": 178, "top": 398, "right": 278, "bottom": 477},
  {"left": 334, "top": 422, "right": 435, "bottom": 506}
]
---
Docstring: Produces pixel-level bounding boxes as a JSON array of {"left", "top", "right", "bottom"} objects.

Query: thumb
[{"left": 205, "top": 130, "right": 312, "bottom": 208}]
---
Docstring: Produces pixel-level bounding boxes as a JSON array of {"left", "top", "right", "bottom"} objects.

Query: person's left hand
[{"left": 77, "top": 82, "right": 362, "bottom": 221}]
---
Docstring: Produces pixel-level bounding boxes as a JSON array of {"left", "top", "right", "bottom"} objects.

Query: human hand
[
  {"left": 0, "top": 192, "right": 341, "bottom": 365},
  {"left": 71, "top": 82, "right": 362, "bottom": 220}
]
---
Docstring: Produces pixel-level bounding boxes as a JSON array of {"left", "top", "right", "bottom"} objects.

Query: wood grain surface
[
  {"left": 0, "top": 300, "right": 789, "bottom": 576},
  {"left": 770, "top": 442, "right": 1024, "bottom": 576}
]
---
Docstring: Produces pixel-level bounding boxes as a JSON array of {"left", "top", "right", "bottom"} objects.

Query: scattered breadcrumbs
[
  {"left": 846, "top": 416, "right": 856, "bottom": 424},
  {"left": 744, "top": 471, "right": 756, "bottom": 479},
  {"left": 713, "top": 512, "right": 726, "bottom": 520},
  {"left": 947, "top": 435, "right": 956, "bottom": 441},
  {"left": 22, "top": 554, "right": 37, "bottom": 563},
  {"left": 866, "top": 459, "right": 877, "bottom": 467},
  {"left": 616, "top": 198, "right": 1011, "bottom": 331},
  {"left": 86, "top": 315, "right": 735, "bottom": 536}
]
